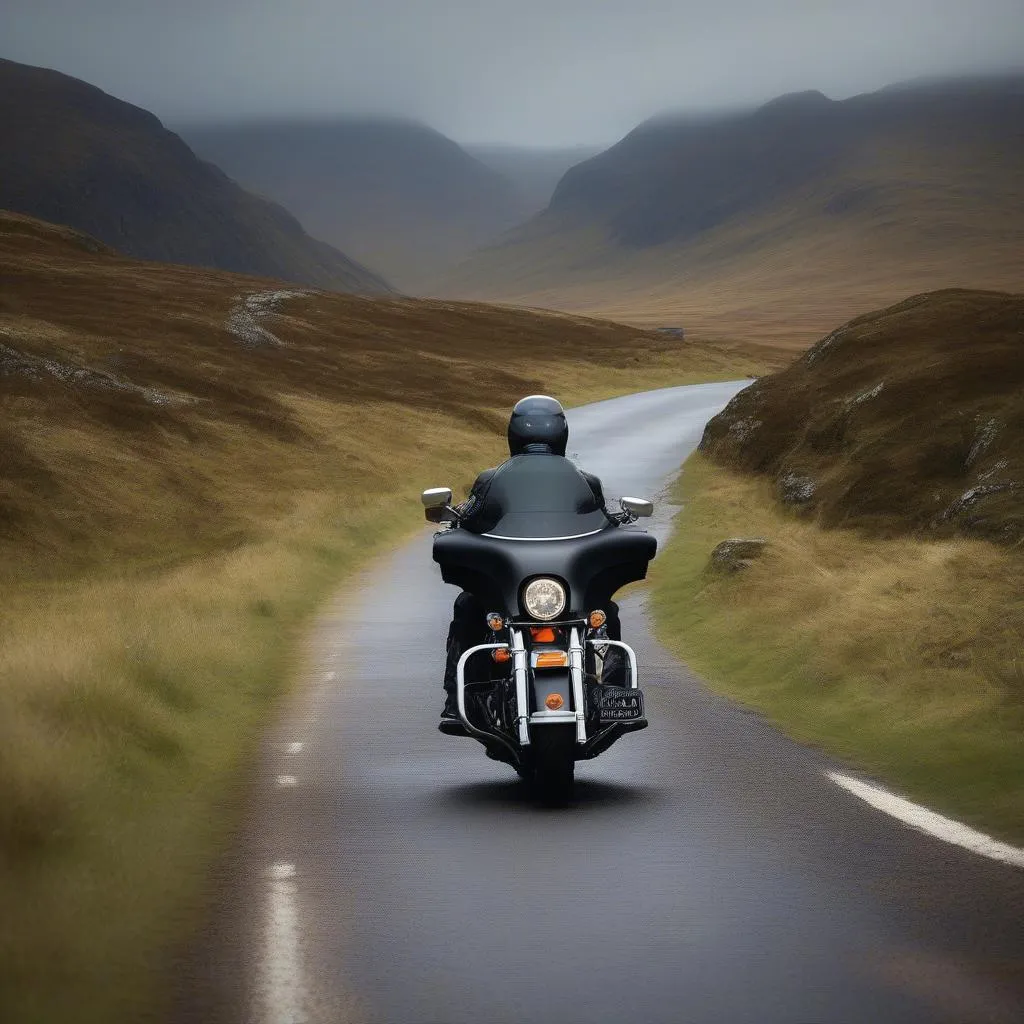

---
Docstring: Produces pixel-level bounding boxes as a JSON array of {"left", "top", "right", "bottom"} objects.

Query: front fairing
[{"left": 432, "top": 525, "right": 657, "bottom": 618}]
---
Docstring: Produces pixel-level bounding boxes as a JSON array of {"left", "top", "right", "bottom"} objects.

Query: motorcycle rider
[{"left": 440, "top": 395, "right": 626, "bottom": 721}]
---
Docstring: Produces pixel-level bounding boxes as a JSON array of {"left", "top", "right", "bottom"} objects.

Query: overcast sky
[{"left": 4, "top": 1, "right": 1023, "bottom": 145}]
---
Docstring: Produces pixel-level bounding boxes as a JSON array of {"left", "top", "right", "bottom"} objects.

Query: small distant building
[{"left": 655, "top": 326, "right": 685, "bottom": 339}]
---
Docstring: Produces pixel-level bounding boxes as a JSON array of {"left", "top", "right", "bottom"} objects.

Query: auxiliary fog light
[
  {"left": 485, "top": 612, "right": 505, "bottom": 631},
  {"left": 589, "top": 609, "right": 607, "bottom": 629},
  {"left": 545, "top": 693, "right": 565, "bottom": 711}
]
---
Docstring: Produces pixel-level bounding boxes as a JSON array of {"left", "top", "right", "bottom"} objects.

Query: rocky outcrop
[
  {"left": 707, "top": 538, "right": 769, "bottom": 573},
  {"left": 777, "top": 471, "right": 816, "bottom": 506}
]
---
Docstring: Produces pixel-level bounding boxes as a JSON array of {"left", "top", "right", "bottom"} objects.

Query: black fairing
[{"left": 433, "top": 526, "right": 657, "bottom": 617}]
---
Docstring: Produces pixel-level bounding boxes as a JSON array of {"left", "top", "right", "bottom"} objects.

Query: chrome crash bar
[{"left": 456, "top": 633, "right": 641, "bottom": 749}]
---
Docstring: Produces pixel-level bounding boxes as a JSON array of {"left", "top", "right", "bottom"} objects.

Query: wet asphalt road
[{"left": 177, "top": 383, "right": 1024, "bottom": 1024}]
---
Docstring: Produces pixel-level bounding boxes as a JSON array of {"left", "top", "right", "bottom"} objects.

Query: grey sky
[{"left": 4, "top": 1, "right": 1023, "bottom": 145}]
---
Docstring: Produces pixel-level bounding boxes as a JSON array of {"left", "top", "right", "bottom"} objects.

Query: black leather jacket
[{"left": 454, "top": 451, "right": 619, "bottom": 538}]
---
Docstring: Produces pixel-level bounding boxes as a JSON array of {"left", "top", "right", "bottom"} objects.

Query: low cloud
[{"left": 5, "top": 0, "right": 1023, "bottom": 144}]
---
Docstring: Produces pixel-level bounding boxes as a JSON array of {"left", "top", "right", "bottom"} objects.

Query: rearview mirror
[
  {"left": 421, "top": 487, "right": 453, "bottom": 509},
  {"left": 621, "top": 496, "right": 654, "bottom": 518}
]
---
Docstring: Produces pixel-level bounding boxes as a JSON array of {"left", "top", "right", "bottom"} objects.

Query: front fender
[{"left": 531, "top": 669, "right": 573, "bottom": 715}]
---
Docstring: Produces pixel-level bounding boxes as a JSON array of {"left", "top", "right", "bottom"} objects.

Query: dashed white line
[
  {"left": 276, "top": 775, "right": 298, "bottom": 787},
  {"left": 263, "top": 862, "right": 303, "bottom": 1023},
  {"left": 827, "top": 771, "right": 1024, "bottom": 869},
  {"left": 324, "top": 670, "right": 336, "bottom": 681},
  {"left": 286, "top": 742, "right": 304, "bottom": 755}
]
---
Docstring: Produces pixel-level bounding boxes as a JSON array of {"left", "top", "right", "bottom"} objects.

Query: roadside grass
[
  {"left": 0, "top": 212, "right": 760, "bottom": 1021},
  {"left": 650, "top": 455, "right": 1024, "bottom": 845},
  {"left": 0, "top": 442, "right": 447, "bottom": 1023}
]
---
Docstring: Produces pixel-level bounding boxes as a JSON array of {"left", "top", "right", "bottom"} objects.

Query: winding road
[{"left": 176, "top": 383, "right": 1024, "bottom": 1024}]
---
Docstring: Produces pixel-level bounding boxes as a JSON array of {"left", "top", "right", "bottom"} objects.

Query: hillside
[
  {"left": 440, "top": 76, "right": 1024, "bottom": 345},
  {"left": 181, "top": 118, "right": 528, "bottom": 291},
  {"left": 0, "top": 208, "right": 752, "bottom": 582},
  {"left": 0, "top": 58, "right": 390, "bottom": 294},
  {"left": 699, "top": 289, "right": 1024, "bottom": 543}
]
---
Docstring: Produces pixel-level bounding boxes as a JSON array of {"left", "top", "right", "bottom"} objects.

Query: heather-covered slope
[{"left": 699, "top": 289, "right": 1024, "bottom": 543}]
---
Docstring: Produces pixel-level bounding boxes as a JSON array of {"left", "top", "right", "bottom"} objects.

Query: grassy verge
[{"left": 650, "top": 454, "right": 1024, "bottom": 845}]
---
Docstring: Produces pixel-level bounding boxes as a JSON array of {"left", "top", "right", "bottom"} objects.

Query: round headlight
[{"left": 523, "top": 578, "right": 566, "bottom": 621}]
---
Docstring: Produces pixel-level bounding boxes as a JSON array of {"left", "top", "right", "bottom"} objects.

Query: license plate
[{"left": 598, "top": 687, "right": 645, "bottom": 722}]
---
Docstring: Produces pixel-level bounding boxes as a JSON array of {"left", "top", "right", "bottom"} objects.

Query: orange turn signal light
[
  {"left": 589, "top": 609, "right": 607, "bottom": 629},
  {"left": 530, "top": 626, "right": 557, "bottom": 643},
  {"left": 492, "top": 648, "right": 511, "bottom": 663},
  {"left": 535, "top": 650, "right": 568, "bottom": 669},
  {"left": 486, "top": 612, "right": 504, "bottom": 631},
  {"left": 544, "top": 693, "right": 565, "bottom": 711}
]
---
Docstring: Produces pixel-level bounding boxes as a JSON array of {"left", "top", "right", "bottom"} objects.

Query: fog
[{"left": 4, "top": 0, "right": 1023, "bottom": 145}]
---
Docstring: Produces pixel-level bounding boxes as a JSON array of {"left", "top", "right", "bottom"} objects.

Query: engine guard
[{"left": 453, "top": 634, "right": 644, "bottom": 763}]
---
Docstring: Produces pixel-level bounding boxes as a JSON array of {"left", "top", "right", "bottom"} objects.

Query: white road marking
[
  {"left": 276, "top": 775, "right": 298, "bottom": 787},
  {"left": 827, "top": 771, "right": 1024, "bottom": 869},
  {"left": 263, "top": 862, "right": 304, "bottom": 1023},
  {"left": 286, "top": 742, "right": 304, "bottom": 754},
  {"left": 324, "top": 671, "right": 336, "bottom": 681}
]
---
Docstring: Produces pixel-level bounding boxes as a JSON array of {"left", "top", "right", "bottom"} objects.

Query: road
[{"left": 175, "top": 383, "right": 1024, "bottom": 1024}]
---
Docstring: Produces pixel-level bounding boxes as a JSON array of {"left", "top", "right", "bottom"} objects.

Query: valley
[{"left": 1, "top": 32, "right": 1022, "bottom": 1024}]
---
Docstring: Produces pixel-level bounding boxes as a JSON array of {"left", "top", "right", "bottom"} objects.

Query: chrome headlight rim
[{"left": 522, "top": 577, "right": 567, "bottom": 621}]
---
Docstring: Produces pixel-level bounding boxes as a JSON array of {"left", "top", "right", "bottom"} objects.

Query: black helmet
[{"left": 507, "top": 395, "right": 568, "bottom": 456}]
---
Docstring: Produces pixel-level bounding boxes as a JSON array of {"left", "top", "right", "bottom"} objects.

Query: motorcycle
[{"left": 422, "top": 485, "right": 657, "bottom": 803}]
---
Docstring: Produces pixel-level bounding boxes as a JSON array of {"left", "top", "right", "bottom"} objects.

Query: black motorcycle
[{"left": 423, "top": 483, "right": 657, "bottom": 803}]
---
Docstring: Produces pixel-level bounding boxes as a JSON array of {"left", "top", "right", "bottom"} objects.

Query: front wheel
[{"left": 528, "top": 725, "right": 576, "bottom": 806}]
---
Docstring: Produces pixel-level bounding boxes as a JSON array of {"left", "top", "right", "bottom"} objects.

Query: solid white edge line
[{"left": 827, "top": 771, "right": 1024, "bottom": 869}]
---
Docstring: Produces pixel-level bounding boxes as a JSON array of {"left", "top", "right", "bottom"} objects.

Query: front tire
[{"left": 528, "top": 725, "right": 576, "bottom": 806}]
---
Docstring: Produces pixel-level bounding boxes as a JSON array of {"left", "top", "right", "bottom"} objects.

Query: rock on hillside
[
  {"left": 0, "top": 58, "right": 390, "bottom": 294},
  {"left": 699, "top": 290, "right": 1024, "bottom": 543}
]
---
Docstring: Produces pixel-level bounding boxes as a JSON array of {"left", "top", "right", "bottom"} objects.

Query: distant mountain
[
  {"left": 181, "top": 119, "right": 528, "bottom": 291},
  {"left": 0, "top": 59, "right": 390, "bottom": 294},
  {"left": 463, "top": 144, "right": 603, "bottom": 215},
  {"left": 440, "top": 76, "right": 1024, "bottom": 342}
]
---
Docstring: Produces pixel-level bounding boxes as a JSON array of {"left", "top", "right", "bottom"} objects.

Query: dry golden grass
[
  {"left": 0, "top": 211, "right": 757, "bottom": 1022},
  {"left": 439, "top": 203, "right": 1024, "bottom": 351},
  {"left": 650, "top": 455, "right": 1024, "bottom": 843}
]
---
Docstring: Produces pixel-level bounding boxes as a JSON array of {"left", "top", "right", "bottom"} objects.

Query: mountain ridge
[
  {"left": 0, "top": 58, "right": 390, "bottom": 294},
  {"left": 181, "top": 117, "right": 530, "bottom": 290},
  {"left": 439, "top": 74, "right": 1024, "bottom": 342}
]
